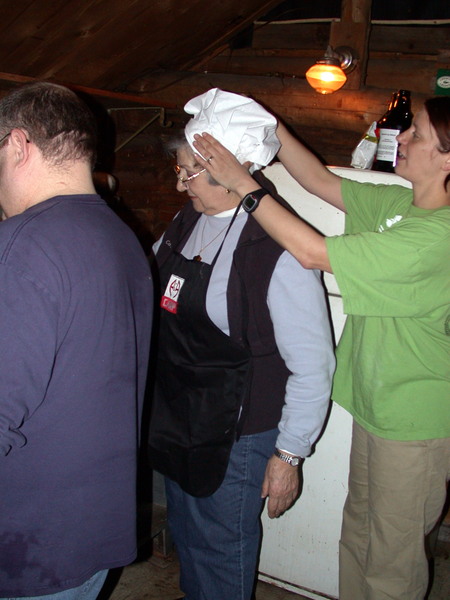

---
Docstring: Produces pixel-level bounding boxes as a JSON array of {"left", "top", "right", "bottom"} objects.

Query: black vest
[{"left": 155, "top": 202, "right": 290, "bottom": 436}]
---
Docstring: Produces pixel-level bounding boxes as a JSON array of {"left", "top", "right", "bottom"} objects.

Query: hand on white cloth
[
  {"left": 261, "top": 455, "right": 301, "bottom": 519},
  {"left": 193, "top": 132, "right": 257, "bottom": 197},
  {"left": 184, "top": 88, "right": 280, "bottom": 171}
]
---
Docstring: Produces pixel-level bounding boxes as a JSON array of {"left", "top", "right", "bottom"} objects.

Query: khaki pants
[{"left": 339, "top": 421, "right": 450, "bottom": 600}]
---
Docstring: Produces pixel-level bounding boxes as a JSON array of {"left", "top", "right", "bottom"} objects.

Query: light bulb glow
[{"left": 305, "top": 63, "right": 347, "bottom": 94}]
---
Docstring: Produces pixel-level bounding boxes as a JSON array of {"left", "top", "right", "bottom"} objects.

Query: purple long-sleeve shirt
[{"left": 0, "top": 195, "right": 153, "bottom": 596}]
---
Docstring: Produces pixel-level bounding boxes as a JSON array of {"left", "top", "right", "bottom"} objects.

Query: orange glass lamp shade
[
  {"left": 306, "top": 46, "right": 356, "bottom": 94},
  {"left": 306, "top": 60, "right": 347, "bottom": 94}
]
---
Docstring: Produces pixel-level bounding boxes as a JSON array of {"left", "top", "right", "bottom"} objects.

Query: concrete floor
[
  {"left": 101, "top": 555, "right": 311, "bottom": 600},
  {"left": 99, "top": 505, "right": 450, "bottom": 600}
]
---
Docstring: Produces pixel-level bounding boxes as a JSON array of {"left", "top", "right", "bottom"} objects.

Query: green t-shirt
[{"left": 326, "top": 178, "right": 450, "bottom": 440}]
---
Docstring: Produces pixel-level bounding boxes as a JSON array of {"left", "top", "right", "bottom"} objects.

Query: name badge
[{"left": 161, "top": 274, "right": 185, "bottom": 314}]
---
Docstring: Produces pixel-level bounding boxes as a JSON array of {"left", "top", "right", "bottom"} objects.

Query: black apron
[{"left": 149, "top": 209, "right": 251, "bottom": 497}]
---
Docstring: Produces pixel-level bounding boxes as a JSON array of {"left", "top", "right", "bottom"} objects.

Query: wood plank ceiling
[{"left": 0, "top": 0, "right": 283, "bottom": 102}]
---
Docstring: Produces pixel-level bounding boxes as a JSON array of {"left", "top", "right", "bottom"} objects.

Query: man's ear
[{"left": 9, "top": 128, "right": 31, "bottom": 166}]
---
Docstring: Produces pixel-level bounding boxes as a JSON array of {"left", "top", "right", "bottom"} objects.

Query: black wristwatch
[
  {"left": 274, "top": 448, "right": 301, "bottom": 467},
  {"left": 242, "top": 188, "right": 268, "bottom": 213}
]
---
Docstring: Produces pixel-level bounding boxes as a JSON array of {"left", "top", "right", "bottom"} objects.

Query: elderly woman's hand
[
  {"left": 262, "top": 455, "right": 300, "bottom": 519},
  {"left": 193, "top": 133, "right": 257, "bottom": 197}
]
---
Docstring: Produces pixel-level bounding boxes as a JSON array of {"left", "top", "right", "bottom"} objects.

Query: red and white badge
[{"left": 161, "top": 274, "right": 185, "bottom": 314}]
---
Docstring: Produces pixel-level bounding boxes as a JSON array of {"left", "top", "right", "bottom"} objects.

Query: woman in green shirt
[{"left": 193, "top": 96, "right": 450, "bottom": 600}]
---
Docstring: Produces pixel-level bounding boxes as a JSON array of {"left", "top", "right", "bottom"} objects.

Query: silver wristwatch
[{"left": 274, "top": 448, "right": 301, "bottom": 467}]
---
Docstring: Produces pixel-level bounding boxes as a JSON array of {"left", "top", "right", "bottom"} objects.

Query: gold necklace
[{"left": 193, "top": 219, "right": 229, "bottom": 262}]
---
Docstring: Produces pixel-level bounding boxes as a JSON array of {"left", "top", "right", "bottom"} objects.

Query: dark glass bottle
[
  {"left": 377, "top": 92, "right": 396, "bottom": 131},
  {"left": 372, "top": 90, "right": 413, "bottom": 172}
]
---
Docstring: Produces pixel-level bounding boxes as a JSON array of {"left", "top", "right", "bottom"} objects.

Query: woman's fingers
[
  {"left": 192, "top": 132, "right": 256, "bottom": 193},
  {"left": 193, "top": 133, "right": 228, "bottom": 159}
]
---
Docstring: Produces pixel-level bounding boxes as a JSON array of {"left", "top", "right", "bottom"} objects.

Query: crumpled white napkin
[{"left": 184, "top": 88, "right": 280, "bottom": 172}]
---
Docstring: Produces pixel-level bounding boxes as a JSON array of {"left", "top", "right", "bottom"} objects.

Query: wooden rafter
[{"left": 329, "top": 0, "right": 372, "bottom": 89}]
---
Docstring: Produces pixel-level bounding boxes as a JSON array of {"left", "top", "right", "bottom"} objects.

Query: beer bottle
[{"left": 372, "top": 90, "right": 413, "bottom": 172}]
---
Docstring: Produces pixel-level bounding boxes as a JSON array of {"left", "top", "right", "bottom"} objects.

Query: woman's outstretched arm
[
  {"left": 193, "top": 132, "right": 333, "bottom": 273},
  {"left": 275, "top": 122, "right": 345, "bottom": 212}
]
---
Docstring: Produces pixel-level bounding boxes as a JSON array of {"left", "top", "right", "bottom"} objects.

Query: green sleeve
[
  {"left": 326, "top": 213, "right": 450, "bottom": 317},
  {"left": 341, "top": 179, "right": 413, "bottom": 234}
]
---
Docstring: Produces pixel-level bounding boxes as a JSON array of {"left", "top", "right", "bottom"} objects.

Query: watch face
[
  {"left": 243, "top": 194, "right": 258, "bottom": 212},
  {"left": 290, "top": 457, "right": 300, "bottom": 466},
  {"left": 242, "top": 189, "right": 266, "bottom": 213}
]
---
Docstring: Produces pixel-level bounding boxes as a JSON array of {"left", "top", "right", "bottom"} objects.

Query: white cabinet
[{"left": 258, "top": 164, "right": 411, "bottom": 599}]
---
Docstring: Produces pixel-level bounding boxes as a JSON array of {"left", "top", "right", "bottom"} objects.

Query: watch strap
[{"left": 274, "top": 448, "right": 301, "bottom": 466}]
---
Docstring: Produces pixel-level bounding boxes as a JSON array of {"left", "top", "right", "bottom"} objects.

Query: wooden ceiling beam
[
  {"left": 329, "top": 0, "right": 372, "bottom": 89},
  {"left": 0, "top": 71, "right": 176, "bottom": 109},
  {"left": 180, "top": 0, "right": 284, "bottom": 72}
]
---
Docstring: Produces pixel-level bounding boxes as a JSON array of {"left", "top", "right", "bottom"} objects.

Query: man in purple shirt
[{"left": 0, "top": 82, "right": 153, "bottom": 599}]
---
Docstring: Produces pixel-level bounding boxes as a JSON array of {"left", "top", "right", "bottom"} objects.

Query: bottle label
[{"left": 376, "top": 128, "right": 400, "bottom": 164}]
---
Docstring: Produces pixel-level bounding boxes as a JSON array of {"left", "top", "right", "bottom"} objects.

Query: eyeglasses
[
  {"left": 0, "top": 132, "right": 11, "bottom": 146},
  {"left": 174, "top": 164, "right": 206, "bottom": 184}
]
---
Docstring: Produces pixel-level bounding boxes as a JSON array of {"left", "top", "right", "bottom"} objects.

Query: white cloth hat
[{"left": 184, "top": 88, "right": 280, "bottom": 171}]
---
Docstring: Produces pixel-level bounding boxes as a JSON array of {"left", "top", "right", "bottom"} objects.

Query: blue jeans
[
  {"left": 166, "top": 428, "right": 278, "bottom": 600},
  {"left": 3, "top": 570, "right": 108, "bottom": 600}
]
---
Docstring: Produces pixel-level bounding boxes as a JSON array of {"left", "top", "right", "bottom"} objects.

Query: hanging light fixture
[{"left": 306, "top": 46, "right": 357, "bottom": 94}]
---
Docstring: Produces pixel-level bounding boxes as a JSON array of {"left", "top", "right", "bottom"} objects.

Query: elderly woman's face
[{"left": 175, "top": 146, "right": 239, "bottom": 215}]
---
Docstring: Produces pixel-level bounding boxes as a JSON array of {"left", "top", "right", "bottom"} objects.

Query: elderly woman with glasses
[{"left": 147, "top": 88, "right": 335, "bottom": 600}]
